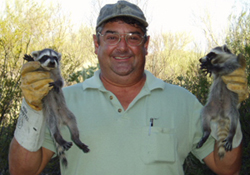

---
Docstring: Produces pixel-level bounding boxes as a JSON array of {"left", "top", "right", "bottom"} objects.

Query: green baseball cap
[{"left": 96, "top": 1, "right": 148, "bottom": 28}]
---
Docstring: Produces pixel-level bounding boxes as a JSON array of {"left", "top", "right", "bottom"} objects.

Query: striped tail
[
  {"left": 57, "top": 143, "right": 68, "bottom": 167},
  {"left": 217, "top": 119, "right": 230, "bottom": 159}
]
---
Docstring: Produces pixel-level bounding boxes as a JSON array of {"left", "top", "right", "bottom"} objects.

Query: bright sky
[
  {"left": 56, "top": 0, "right": 235, "bottom": 30},
  {"left": 1, "top": 0, "right": 245, "bottom": 49},
  {"left": 50, "top": 0, "right": 243, "bottom": 49},
  {"left": 57, "top": 0, "right": 236, "bottom": 31}
]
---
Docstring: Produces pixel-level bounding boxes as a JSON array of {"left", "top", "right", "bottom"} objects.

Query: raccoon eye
[
  {"left": 41, "top": 55, "right": 49, "bottom": 59},
  {"left": 207, "top": 52, "right": 216, "bottom": 59},
  {"left": 52, "top": 56, "right": 58, "bottom": 62},
  {"left": 40, "top": 55, "right": 50, "bottom": 63}
]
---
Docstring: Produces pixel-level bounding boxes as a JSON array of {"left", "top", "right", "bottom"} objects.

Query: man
[{"left": 9, "top": 1, "right": 248, "bottom": 175}]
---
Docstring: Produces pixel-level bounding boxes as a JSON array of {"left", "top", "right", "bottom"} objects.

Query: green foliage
[
  {"left": 183, "top": 153, "right": 216, "bottom": 175},
  {"left": 59, "top": 25, "right": 97, "bottom": 82},
  {"left": 0, "top": 1, "right": 24, "bottom": 172},
  {"left": 146, "top": 32, "right": 196, "bottom": 81},
  {"left": 68, "top": 65, "right": 99, "bottom": 84},
  {"left": 173, "top": 61, "right": 211, "bottom": 105},
  {"left": 0, "top": 0, "right": 96, "bottom": 173},
  {"left": 226, "top": 11, "right": 250, "bottom": 54},
  {"left": 225, "top": 9, "right": 250, "bottom": 174}
]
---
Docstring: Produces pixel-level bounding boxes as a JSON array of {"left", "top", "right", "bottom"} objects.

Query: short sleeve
[
  {"left": 42, "top": 126, "right": 57, "bottom": 154},
  {"left": 190, "top": 99, "right": 215, "bottom": 163}
]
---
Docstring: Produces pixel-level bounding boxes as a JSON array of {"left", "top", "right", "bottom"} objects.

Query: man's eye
[
  {"left": 106, "top": 35, "right": 118, "bottom": 40},
  {"left": 129, "top": 35, "right": 140, "bottom": 40}
]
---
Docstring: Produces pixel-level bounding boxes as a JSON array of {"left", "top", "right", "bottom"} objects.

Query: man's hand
[
  {"left": 222, "top": 63, "right": 249, "bottom": 103},
  {"left": 20, "top": 61, "right": 53, "bottom": 110}
]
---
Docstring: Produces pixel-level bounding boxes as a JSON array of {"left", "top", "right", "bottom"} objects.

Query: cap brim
[{"left": 97, "top": 14, "right": 148, "bottom": 28}]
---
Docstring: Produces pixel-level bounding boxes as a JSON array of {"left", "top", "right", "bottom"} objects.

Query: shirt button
[
  {"left": 110, "top": 96, "right": 113, "bottom": 100},
  {"left": 118, "top": 108, "right": 122, "bottom": 113}
]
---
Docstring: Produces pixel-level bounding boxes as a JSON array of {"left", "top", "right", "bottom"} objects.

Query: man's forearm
[
  {"left": 204, "top": 141, "right": 242, "bottom": 175},
  {"left": 214, "top": 142, "right": 242, "bottom": 175},
  {"left": 9, "top": 138, "right": 43, "bottom": 175}
]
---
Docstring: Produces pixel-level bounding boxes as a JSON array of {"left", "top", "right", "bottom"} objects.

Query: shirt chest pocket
[{"left": 140, "top": 127, "right": 176, "bottom": 164}]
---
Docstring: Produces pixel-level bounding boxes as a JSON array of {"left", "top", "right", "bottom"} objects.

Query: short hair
[{"left": 96, "top": 16, "right": 148, "bottom": 45}]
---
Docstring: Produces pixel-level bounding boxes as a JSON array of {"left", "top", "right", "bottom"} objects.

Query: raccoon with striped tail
[
  {"left": 24, "top": 48, "right": 90, "bottom": 167},
  {"left": 196, "top": 45, "right": 246, "bottom": 159}
]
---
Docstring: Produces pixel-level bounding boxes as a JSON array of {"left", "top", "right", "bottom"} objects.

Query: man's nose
[{"left": 116, "top": 36, "right": 128, "bottom": 50}]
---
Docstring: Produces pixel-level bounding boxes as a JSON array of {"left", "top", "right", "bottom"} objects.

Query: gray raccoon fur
[
  {"left": 24, "top": 48, "right": 89, "bottom": 167},
  {"left": 196, "top": 45, "right": 246, "bottom": 159}
]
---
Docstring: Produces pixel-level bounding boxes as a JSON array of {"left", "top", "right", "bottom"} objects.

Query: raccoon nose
[
  {"left": 48, "top": 60, "right": 56, "bottom": 67},
  {"left": 199, "top": 57, "right": 206, "bottom": 63}
]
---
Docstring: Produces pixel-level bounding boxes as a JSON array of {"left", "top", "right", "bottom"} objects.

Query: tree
[
  {"left": 226, "top": 6, "right": 250, "bottom": 174},
  {"left": 0, "top": 0, "right": 95, "bottom": 173},
  {"left": 146, "top": 31, "right": 197, "bottom": 82}
]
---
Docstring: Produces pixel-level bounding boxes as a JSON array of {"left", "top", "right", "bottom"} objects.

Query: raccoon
[
  {"left": 24, "top": 48, "right": 89, "bottom": 166},
  {"left": 196, "top": 45, "right": 246, "bottom": 159}
]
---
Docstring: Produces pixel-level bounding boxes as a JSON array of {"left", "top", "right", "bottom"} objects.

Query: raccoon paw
[
  {"left": 23, "top": 54, "right": 34, "bottom": 62},
  {"left": 73, "top": 138, "right": 90, "bottom": 153},
  {"left": 196, "top": 140, "right": 205, "bottom": 149},
  {"left": 196, "top": 132, "right": 210, "bottom": 149},
  {"left": 80, "top": 143, "right": 90, "bottom": 153},
  {"left": 223, "top": 139, "right": 233, "bottom": 151},
  {"left": 75, "top": 141, "right": 90, "bottom": 153},
  {"left": 62, "top": 141, "right": 73, "bottom": 151},
  {"left": 49, "top": 82, "right": 60, "bottom": 93}
]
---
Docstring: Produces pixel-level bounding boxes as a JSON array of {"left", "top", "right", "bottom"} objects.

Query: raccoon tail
[
  {"left": 57, "top": 144, "right": 68, "bottom": 167},
  {"left": 217, "top": 119, "right": 230, "bottom": 159}
]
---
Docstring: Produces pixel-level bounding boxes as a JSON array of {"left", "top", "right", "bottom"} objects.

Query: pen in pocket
[{"left": 148, "top": 118, "right": 157, "bottom": 135}]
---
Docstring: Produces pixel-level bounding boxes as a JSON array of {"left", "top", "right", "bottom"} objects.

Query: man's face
[{"left": 93, "top": 20, "right": 150, "bottom": 83}]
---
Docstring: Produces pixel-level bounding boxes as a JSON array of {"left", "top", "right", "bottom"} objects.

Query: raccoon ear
[
  {"left": 58, "top": 52, "right": 62, "bottom": 61},
  {"left": 31, "top": 51, "right": 40, "bottom": 59},
  {"left": 237, "top": 54, "right": 246, "bottom": 68},
  {"left": 222, "top": 45, "right": 232, "bottom": 54}
]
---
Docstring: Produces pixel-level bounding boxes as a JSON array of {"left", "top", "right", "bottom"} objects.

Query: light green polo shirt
[{"left": 43, "top": 70, "right": 214, "bottom": 175}]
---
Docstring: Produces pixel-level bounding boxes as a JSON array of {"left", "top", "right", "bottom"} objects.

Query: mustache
[{"left": 112, "top": 50, "right": 133, "bottom": 57}]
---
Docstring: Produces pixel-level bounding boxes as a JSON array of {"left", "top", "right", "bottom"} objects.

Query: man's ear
[
  {"left": 93, "top": 34, "right": 99, "bottom": 54},
  {"left": 144, "top": 35, "right": 150, "bottom": 56}
]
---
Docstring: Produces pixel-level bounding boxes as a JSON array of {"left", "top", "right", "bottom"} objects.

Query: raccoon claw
[
  {"left": 225, "top": 145, "right": 232, "bottom": 152},
  {"left": 49, "top": 82, "right": 60, "bottom": 93},
  {"left": 23, "top": 54, "right": 34, "bottom": 62},
  {"left": 196, "top": 143, "right": 202, "bottom": 149},
  {"left": 200, "top": 58, "right": 213, "bottom": 77},
  {"left": 197, "top": 131, "right": 210, "bottom": 149},
  {"left": 76, "top": 142, "right": 90, "bottom": 153},
  {"left": 202, "top": 69, "right": 212, "bottom": 77},
  {"left": 82, "top": 145, "right": 90, "bottom": 153},
  {"left": 223, "top": 139, "right": 233, "bottom": 151},
  {"left": 49, "top": 82, "right": 54, "bottom": 87},
  {"left": 62, "top": 141, "right": 73, "bottom": 151},
  {"left": 196, "top": 140, "right": 204, "bottom": 149}
]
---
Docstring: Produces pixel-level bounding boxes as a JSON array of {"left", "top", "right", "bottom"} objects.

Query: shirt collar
[
  {"left": 144, "top": 70, "right": 165, "bottom": 91},
  {"left": 82, "top": 69, "right": 165, "bottom": 92}
]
